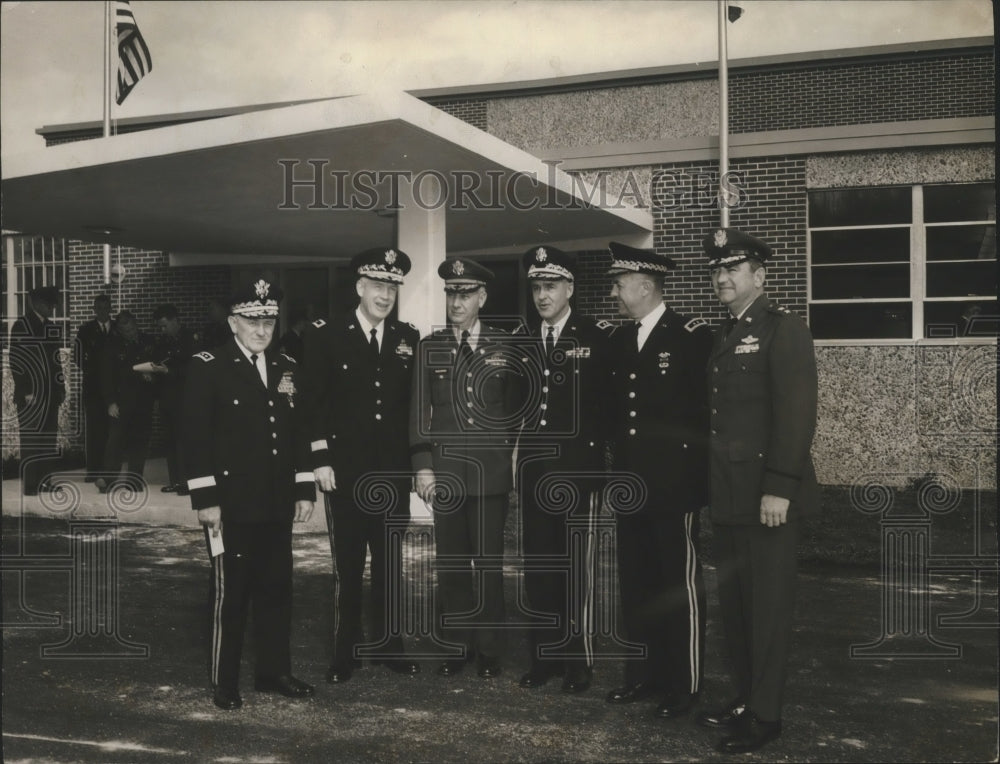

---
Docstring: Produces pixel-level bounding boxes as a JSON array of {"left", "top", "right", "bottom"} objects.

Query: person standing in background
[
  {"left": 75, "top": 294, "right": 113, "bottom": 483},
  {"left": 153, "top": 303, "right": 195, "bottom": 495}
]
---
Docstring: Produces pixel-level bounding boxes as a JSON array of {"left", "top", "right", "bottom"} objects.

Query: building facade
[{"left": 3, "top": 37, "right": 995, "bottom": 489}]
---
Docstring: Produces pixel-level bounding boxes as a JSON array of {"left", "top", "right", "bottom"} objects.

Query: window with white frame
[
  {"left": 807, "top": 183, "right": 997, "bottom": 340},
  {"left": 3, "top": 235, "right": 70, "bottom": 341}
]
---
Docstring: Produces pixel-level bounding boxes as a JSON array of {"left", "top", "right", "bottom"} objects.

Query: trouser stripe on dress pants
[
  {"left": 683, "top": 511, "right": 701, "bottom": 694},
  {"left": 580, "top": 489, "right": 598, "bottom": 666},
  {"left": 324, "top": 496, "right": 341, "bottom": 659},
  {"left": 209, "top": 534, "right": 225, "bottom": 687}
]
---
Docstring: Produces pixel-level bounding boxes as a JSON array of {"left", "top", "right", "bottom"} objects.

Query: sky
[{"left": 0, "top": 0, "right": 993, "bottom": 159}]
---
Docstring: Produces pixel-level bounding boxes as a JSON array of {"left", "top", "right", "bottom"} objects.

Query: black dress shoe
[
  {"left": 326, "top": 663, "right": 354, "bottom": 684},
  {"left": 477, "top": 654, "right": 502, "bottom": 678},
  {"left": 518, "top": 661, "right": 563, "bottom": 689},
  {"left": 254, "top": 674, "right": 315, "bottom": 698},
  {"left": 717, "top": 713, "right": 781, "bottom": 754},
  {"left": 696, "top": 698, "right": 747, "bottom": 729},
  {"left": 606, "top": 681, "right": 657, "bottom": 704},
  {"left": 161, "top": 484, "right": 178, "bottom": 493},
  {"left": 213, "top": 686, "right": 242, "bottom": 710},
  {"left": 561, "top": 665, "right": 593, "bottom": 694},
  {"left": 372, "top": 657, "right": 420, "bottom": 675},
  {"left": 654, "top": 692, "right": 698, "bottom": 719}
]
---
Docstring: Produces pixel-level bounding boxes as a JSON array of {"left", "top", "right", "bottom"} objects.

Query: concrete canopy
[{"left": 1, "top": 91, "right": 651, "bottom": 259}]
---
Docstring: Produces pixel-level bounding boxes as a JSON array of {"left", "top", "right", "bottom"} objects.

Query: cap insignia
[
  {"left": 713, "top": 230, "right": 727, "bottom": 248},
  {"left": 453, "top": 261, "right": 465, "bottom": 276},
  {"left": 254, "top": 279, "right": 270, "bottom": 299},
  {"left": 385, "top": 249, "right": 397, "bottom": 265},
  {"left": 536, "top": 247, "right": 547, "bottom": 262}
]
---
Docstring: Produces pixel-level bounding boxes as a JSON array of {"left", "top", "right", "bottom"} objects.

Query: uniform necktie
[
  {"left": 545, "top": 325, "right": 556, "bottom": 356},
  {"left": 634, "top": 320, "right": 644, "bottom": 352},
  {"left": 458, "top": 329, "right": 473, "bottom": 364},
  {"left": 249, "top": 353, "right": 266, "bottom": 387},
  {"left": 369, "top": 327, "right": 379, "bottom": 359},
  {"left": 724, "top": 316, "right": 739, "bottom": 338}
]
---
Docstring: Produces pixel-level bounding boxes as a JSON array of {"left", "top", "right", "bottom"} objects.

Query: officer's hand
[
  {"left": 294, "top": 500, "right": 314, "bottom": 524},
  {"left": 314, "top": 466, "right": 336, "bottom": 493},
  {"left": 760, "top": 494, "right": 790, "bottom": 527},
  {"left": 108, "top": 402, "right": 120, "bottom": 418},
  {"left": 415, "top": 469, "right": 436, "bottom": 506},
  {"left": 198, "top": 507, "right": 222, "bottom": 536}
]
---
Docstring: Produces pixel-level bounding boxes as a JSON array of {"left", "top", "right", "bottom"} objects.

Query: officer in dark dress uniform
[
  {"left": 182, "top": 277, "right": 317, "bottom": 711},
  {"left": 153, "top": 303, "right": 195, "bottom": 495},
  {"left": 300, "top": 247, "right": 421, "bottom": 684},
  {"left": 604, "top": 242, "right": 712, "bottom": 719},
  {"left": 9, "top": 286, "right": 65, "bottom": 496},
  {"left": 95, "top": 310, "right": 159, "bottom": 492},
  {"left": 410, "top": 258, "right": 525, "bottom": 679},
  {"left": 696, "top": 229, "right": 819, "bottom": 754},
  {"left": 74, "top": 294, "right": 113, "bottom": 482},
  {"left": 516, "top": 245, "right": 612, "bottom": 694}
]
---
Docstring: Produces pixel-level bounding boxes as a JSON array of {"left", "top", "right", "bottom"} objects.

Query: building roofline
[
  {"left": 36, "top": 36, "right": 993, "bottom": 139},
  {"left": 412, "top": 36, "right": 995, "bottom": 99}
]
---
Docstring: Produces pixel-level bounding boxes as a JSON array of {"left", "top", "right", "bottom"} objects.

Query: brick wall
[
  {"left": 729, "top": 51, "right": 995, "bottom": 134},
  {"left": 422, "top": 98, "right": 488, "bottom": 132}
]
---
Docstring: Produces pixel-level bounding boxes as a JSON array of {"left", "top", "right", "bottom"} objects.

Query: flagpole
[
  {"left": 103, "top": 1, "right": 112, "bottom": 284},
  {"left": 718, "top": 0, "right": 730, "bottom": 228}
]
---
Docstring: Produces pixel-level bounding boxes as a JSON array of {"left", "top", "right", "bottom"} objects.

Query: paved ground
[{"left": 1, "top": 465, "right": 998, "bottom": 763}]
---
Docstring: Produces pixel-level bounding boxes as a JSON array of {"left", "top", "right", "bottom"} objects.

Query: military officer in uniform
[
  {"left": 516, "top": 245, "right": 612, "bottom": 694},
  {"left": 604, "top": 241, "right": 712, "bottom": 719},
  {"left": 74, "top": 294, "right": 113, "bottom": 483},
  {"left": 410, "top": 258, "right": 525, "bottom": 679},
  {"left": 9, "top": 286, "right": 65, "bottom": 496},
  {"left": 696, "top": 229, "right": 819, "bottom": 754},
  {"left": 300, "top": 247, "right": 421, "bottom": 684},
  {"left": 182, "top": 277, "right": 317, "bottom": 711}
]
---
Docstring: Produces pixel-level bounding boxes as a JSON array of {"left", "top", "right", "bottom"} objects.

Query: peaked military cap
[
  {"left": 438, "top": 258, "right": 494, "bottom": 293},
  {"left": 703, "top": 228, "right": 773, "bottom": 268},
  {"left": 230, "top": 277, "right": 283, "bottom": 318},
  {"left": 606, "top": 241, "right": 676, "bottom": 275},
  {"left": 28, "top": 286, "right": 61, "bottom": 306},
  {"left": 523, "top": 245, "right": 575, "bottom": 281},
  {"left": 351, "top": 246, "right": 411, "bottom": 284}
]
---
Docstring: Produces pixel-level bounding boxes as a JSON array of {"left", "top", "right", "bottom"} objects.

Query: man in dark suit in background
[
  {"left": 182, "top": 277, "right": 316, "bottom": 711},
  {"left": 153, "top": 303, "right": 195, "bottom": 495},
  {"left": 515, "top": 245, "right": 612, "bottom": 695},
  {"left": 75, "top": 294, "right": 113, "bottom": 483},
  {"left": 410, "top": 258, "right": 525, "bottom": 679},
  {"left": 9, "top": 286, "right": 65, "bottom": 496},
  {"left": 301, "top": 247, "right": 420, "bottom": 684},
  {"left": 604, "top": 242, "right": 712, "bottom": 720},
  {"left": 696, "top": 228, "right": 819, "bottom": 754}
]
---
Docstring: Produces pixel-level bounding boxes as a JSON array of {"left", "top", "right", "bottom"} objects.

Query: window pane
[
  {"left": 809, "top": 187, "right": 911, "bottom": 227},
  {"left": 811, "top": 228, "right": 909, "bottom": 264},
  {"left": 809, "top": 303, "right": 912, "bottom": 339},
  {"left": 926, "top": 261, "right": 998, "bottom": 298},
  {"left": 812, "top": 264, "right": 910, "bottom": 299},
  {"left": 926, "top": 225, "right": 996, "bottom": 261},
  {"left": 924, "top": 183, "right": 996, "bottom": 223},
  {"left": 924, "top": 300, "right": 999, "bottom": 338}
]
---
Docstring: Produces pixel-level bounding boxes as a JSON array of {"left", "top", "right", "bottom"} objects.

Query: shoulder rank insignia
[
  {"left": 596, "top": 319, "right": 614, "bottom": 332},
  {"left": 195, "top": 351, "right": 215, "bottom": 362},
  {"left": 280, "top": 353, "right": 297, "bottom": 364},
  {"left": 684, "top": 317, "right": 708, "bottom": 332},
  {"left": 312, "top": 318, "right": 327, "bottom": 328}
]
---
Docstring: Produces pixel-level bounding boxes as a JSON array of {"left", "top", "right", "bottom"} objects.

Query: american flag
[{"left": 115, "top": 1, "right": 152, "bottom": 105}]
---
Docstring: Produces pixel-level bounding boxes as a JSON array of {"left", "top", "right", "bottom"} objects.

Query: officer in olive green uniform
[
  {"left": 410, "top": 258, "right": 525, "bottom": 679},
  {"left": 696, "top": 229, "right": 819, "bottom": 755}
]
